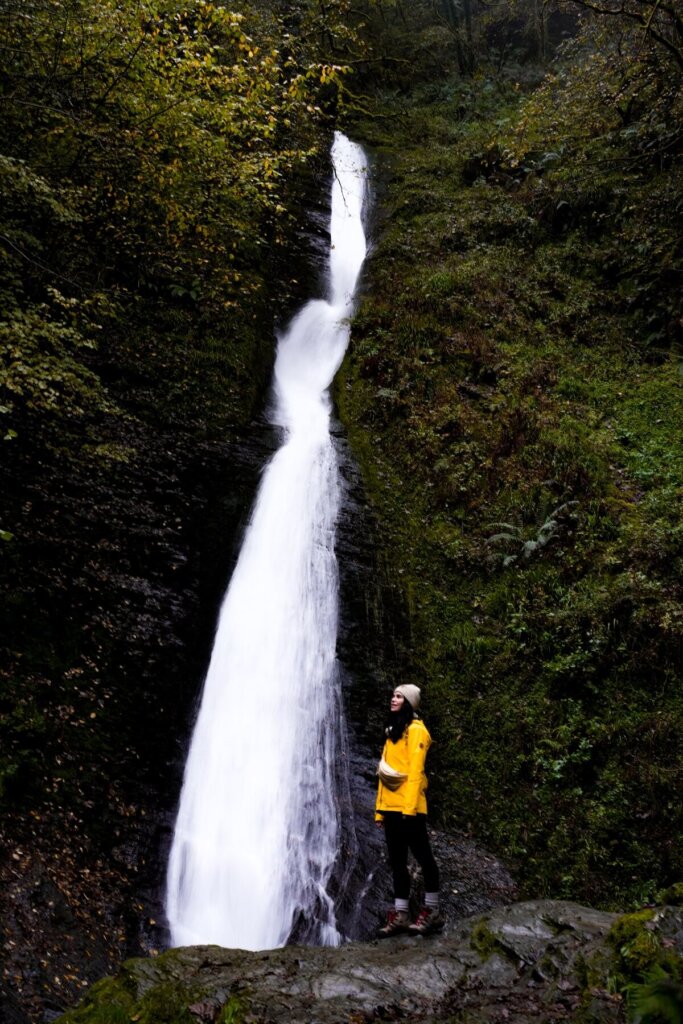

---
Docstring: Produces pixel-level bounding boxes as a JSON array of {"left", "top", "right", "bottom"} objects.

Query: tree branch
[{"left": 568, "top": 0, "right": 683, "bottom": 68}]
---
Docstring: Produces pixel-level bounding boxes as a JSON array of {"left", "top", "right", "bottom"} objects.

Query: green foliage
[
  {"left": 486, "top": 501, "right": 579, "bottom": 566},
  {"left": 609, "top": 911, "right": 660, "bottom": 973},
  {"left": 0, "top": 0, "right": 356, "bottom": 529},
  {"left": 55, "top": 955, "right": 252, "bottom": 1024},
  {"left": 603, "top": 912, "right": 683, "bottom": 1023},
  {"left": 0, "top": 0, "right": 353, "bottom": 472},
  {"left": 627, "top": 966, "right": 683, "bottom": 1024},
  {"left": 56, "top": 975, "right": 135, "bottom": 1024},
  {"left": 0, "top": 0, "right": 345, "bottom": 304},
  {"left": 657, "top": 884, "right": 683, "bottom": 908},
  {"left": 55, "top": 972, "right": 200, "bottom": 1024},
  {"left": 217, "top": 996, "right": 248, "bottom": 1024},
  {"left": 0, "top": 308, "right": 113, "bottom": 421},
  {"left": 341, "top": 24, "right": 683, "bottom": 906}
]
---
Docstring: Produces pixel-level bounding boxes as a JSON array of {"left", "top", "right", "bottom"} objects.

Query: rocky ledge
[{"left": 56, "top": 900, "right": 683, "bottom": 1024}]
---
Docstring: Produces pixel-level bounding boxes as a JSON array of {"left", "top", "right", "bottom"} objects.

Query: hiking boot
[
  {"left": 408, "top": 906, "right": 444, "bottom": 936},
  {"left": 377, "top": 909, "right": 410, "bottom": 938}
]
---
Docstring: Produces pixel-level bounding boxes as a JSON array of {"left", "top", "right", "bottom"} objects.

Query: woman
[{"left": 375, "top": 683, "right": 442, "bottom": 937}]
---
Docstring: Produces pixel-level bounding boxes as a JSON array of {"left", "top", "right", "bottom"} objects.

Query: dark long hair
[{"left": 384, "top": 701, "right": 415, "bottom": 743}]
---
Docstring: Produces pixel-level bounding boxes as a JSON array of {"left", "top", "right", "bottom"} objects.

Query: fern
[
  {"left": 485, "top": 502, "right": 579, "bottom": 566},
  {"left": 626, "top": 966, "right": 683, "bottom": 1024}
]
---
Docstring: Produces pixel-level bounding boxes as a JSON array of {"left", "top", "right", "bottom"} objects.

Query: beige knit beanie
[{"left": 395, "top": 683, "right": 421, "bottom": 710}]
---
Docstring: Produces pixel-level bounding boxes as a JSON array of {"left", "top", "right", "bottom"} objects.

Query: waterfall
[{"left": 165, "top": 132, "right": 368, "bottom": 951}]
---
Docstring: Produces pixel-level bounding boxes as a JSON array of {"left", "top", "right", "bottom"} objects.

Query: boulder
[{"left": 55, "top": 901, "right": 683, "bottom": 1024}]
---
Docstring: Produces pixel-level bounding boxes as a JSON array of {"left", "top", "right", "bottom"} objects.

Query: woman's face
[{"left": 391, "top": 690, "right": 406, "bottom": 712}]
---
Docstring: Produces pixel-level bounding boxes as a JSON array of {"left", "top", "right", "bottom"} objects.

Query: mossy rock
[
  {"left": 608, "top": 907, "right": 683, "bottom": 985},
  {"left": 657, "top": 883, "right": 683, "bottom": 908},
  {"left": 57, "top": 949, "right": 246, "bottom": 1024},
  {"left": 57, "top": 901, "right": 683, "bottom": 1024}
]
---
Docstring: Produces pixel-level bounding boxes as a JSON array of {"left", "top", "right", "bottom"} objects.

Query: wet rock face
[
  {"left": 56, "top": 901, "right": 683, "bottom": 1024},
  {"left": 0, "top": 418, "right": 280, "bottom": 1023}
]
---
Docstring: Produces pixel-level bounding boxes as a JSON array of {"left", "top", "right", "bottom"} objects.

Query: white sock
[
  {"left": 395, "top": 898, "right": 409, "bottom": 913},
  {"left": 425, "top": 892, "right": 439, "bottom": 910}
]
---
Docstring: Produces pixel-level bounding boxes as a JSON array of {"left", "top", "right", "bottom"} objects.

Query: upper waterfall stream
[{"left": 166, "top": 133, "right": 368, "bottom": 950}]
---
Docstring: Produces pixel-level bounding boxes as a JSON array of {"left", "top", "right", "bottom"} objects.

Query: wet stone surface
[{"left": 57, "top": 900, "right": 683, "bottom": 1024}]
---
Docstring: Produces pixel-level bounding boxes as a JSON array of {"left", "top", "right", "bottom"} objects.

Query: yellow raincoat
[{"left": 375, "top": 718, "right": 431, "bottom": 820}]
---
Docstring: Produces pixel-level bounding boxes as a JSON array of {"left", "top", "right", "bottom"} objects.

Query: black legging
[{"left": 381, "top": 811, "right": 439, "bottom": 900}]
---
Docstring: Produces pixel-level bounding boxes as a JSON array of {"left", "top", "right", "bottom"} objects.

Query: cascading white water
[{"left": 165, "top": 132, "right": 368, "bottom": 951}]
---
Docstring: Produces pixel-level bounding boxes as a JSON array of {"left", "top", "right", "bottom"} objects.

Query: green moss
[
  {"left": 343, "top": 53, "right": 683, "bottom": 908},
  {"left": 604, "top": 908, "right": 683, "bottom": 1009},
  {"left": 217, "top": 996, "right": 248, "bottom": 1024},
  {"left": 135, "top": 981, "right": 199, "bottom": 1024},
  {"left": 608, "top": 909, "right": 657, "bottom": 949},
  {"left": 56, "top": 970, "right": 206, "bottom": 1024},
  {"left": 619, "top": 931, "right": 663, "bottom": 977},
  {"left": 54, "top": 947, "right": 258, "bottom": 1024},
  {"left": 657, "top": 883, "right": 683, "bottom": 907},
  {"left": 469, "top": 919, "right": 517, "bottom": 963},
  {"left": 607, "top": 910, "right": 665, "bottom": 979},
  {"left": 55, "top": 976, "right": 134, "bottom": 1023},
  {"left": 470, "top": 919, "right": 499, "bottom": 960},
  {"left": 574, "top": 949, "right": 617, "bottom": 994}
]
